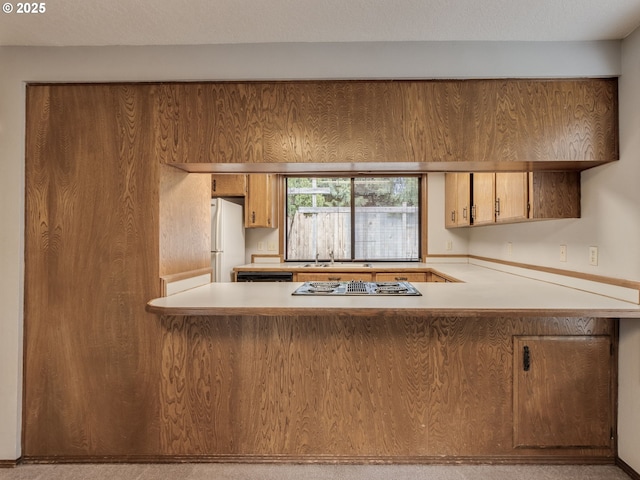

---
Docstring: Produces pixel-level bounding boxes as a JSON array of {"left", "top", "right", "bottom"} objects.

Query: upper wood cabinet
[
  {"left": 155, "top": 80, "right": 618, "bottom": 171},
  {"left": 446, "top": 171, "right": 580, "bottom": 228},
  {"left": 245, "top": 174, "right": 277, "bottom": 228},
  {"left": 211, "top": 174, "right": 247, "bottom": 197},
  {"left": 444, "top": 173, "right": 471, "bottom": 228},
  {"left": 471, "top": 172, "right": 495, "bottom": 226},
  {"left": 495, "top": 173, "right": 529, "bottom": 223}
]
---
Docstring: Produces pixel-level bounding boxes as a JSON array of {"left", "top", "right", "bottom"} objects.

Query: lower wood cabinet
[
  {"left": 375, "top": 272, "right": 427, "bottom": 282},
  {"left": 296, "top": 272, "right": 373, "bottom": 282},
  {"left": 513, "top": 336, "right": 613, "bottom": 449}
]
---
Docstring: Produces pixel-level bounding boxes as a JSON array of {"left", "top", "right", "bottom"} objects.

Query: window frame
[{"left": 284, "top": 174, "right": 423, "bottom": 263}]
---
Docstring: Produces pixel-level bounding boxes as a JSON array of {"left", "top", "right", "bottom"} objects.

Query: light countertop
[{"left": 147, "top": 263, "right": 640, "bottom": 318}]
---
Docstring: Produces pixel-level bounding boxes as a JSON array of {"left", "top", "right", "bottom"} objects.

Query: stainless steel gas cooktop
[{"left": 292, "top": 280, "right": 422, "bottom": 296}]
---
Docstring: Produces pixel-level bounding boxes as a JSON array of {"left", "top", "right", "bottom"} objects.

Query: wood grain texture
[
  {"left": 157, "top": 315, "right": 615, "bottom": 460},
  {"left": 24, "top": 84, "right": 164, "bottom": 456},
  {"left": 156, "top": 79, "right": 618, "bottom": 167},
  {"left": 529, "top": 171, "right": 581, "bottom": 219},
  {"left": 159, "top": 164, "right": 211, "bottom": 276}
]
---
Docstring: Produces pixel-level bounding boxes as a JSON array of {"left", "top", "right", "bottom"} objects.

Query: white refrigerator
[{"left": 211, "top": 198, "right": 246, "bottom": 282}]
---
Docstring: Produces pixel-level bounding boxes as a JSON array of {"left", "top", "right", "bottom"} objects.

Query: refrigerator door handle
[{"left": 212, "top": 200, "right": 223, "bottom": 252}]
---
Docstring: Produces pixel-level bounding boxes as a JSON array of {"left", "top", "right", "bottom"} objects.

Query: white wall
[
  {"left": 617, "top": 26, "right": 640, "bottom": 473},
  {"left": 0, "top": 40, "right": 625, "bottom": 460}
]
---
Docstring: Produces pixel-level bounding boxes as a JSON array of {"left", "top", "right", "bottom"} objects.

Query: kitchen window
[{"left": 285, "top": 176, "right": 420, "bottom": 262}]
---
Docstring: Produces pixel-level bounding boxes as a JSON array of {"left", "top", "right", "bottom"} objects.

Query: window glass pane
[
  {"left": 354, "top": 177, "right": 419, "bottom": 260},
  {"left": 286, "top": 176, "right": 420, "bottom": 262},
  {"left": 286, "top": 177, "right": 351, "bottom": 261}
]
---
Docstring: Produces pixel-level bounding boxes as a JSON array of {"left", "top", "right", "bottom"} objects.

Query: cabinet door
[
  {"left": 513, "top": 336, "right": 613, "bottom": 449},
  {"left": 211, "top": 174, "right": 247, "bottom": 197},
  {"left": 245, "top": 174, "right": 276, "bottom": 228},
  {"left": 375, "top": 272, "right": 427, "bottom": 282},
  {"left": 444, "top": 173, "right": 458, "bottom": 228},
  {"left": 471, "top": 173, "right": 495, "bottom": 225},
  {"left": 444, "top": 173, "right": 470, "bottom": 228},
  {"left": 495, "top": 172, "right": 528, "bottom": 223}
]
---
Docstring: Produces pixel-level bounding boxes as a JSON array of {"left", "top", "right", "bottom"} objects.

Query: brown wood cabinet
[
  {"left": 158, "top": 80, "right": 618, "bottom": 172},
  {"left": 513, "top": 336, "right": 613, "bottom": 449},
  {"left": 445, "top": 173, "right": 471, "bottom": 228},
  {"left": 296, "top": 272, "right": 373, "bottom": 282},
  {"left": 447, "top": 171, "right": 581, "bottom": 228},
  {"left": 375, "top": 272, "right": 428, "bottom": 282},
  {"left": 471, "top": 172, "right": 495, "bottom": 226},
  {"left": 211, "top": 174, "right": 247, "bottom": 197},
  {"left": 149, "top": 315, "right": 614, "bottom": 462},
  {"left": 245, "top": 174, "right": 277, "bottom": 228},
  {"left": 495, "top": 172, "right": 529, "bottom": 223}
]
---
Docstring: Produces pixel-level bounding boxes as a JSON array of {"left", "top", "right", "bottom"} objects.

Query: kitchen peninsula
[{"left": 146, "top": 262, "right": 640, "bottom": 462}]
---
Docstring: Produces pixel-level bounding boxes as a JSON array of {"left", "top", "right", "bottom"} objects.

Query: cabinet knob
[{"left": 495, "top": 198, "right": 501, "bottom": 216}]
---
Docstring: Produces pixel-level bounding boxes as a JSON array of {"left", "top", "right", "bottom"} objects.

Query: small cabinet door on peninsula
[{"left": 513, "top": 336, "right": 613, "bottom": 449}]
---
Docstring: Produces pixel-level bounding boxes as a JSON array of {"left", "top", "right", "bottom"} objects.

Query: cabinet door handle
[
  {"left": 251, "top": 211, "right": 256, "bottom": 223},
  {"left": 462, "top": 206, "right": 468, "bottom": 220},
  {"left": 471, "top": 205, "right": 476, "bottom": 221},
  {"left": 328, "top": 276, "right": 341, "bottom": 281},
  {"left": 212, "top": 179, "right": 217, "bottom": 192},
  {"left": 495, "top": 198, "right": 501, "bottom": 216},
  {"left": 395, "top": 276, "right": 408, "bottom": 281},
  {"left": 523, "top": 345, "right": 531, "bottom": 372},
  {"left": 451, "top": 210, "right": 456, "bottom": 222}
]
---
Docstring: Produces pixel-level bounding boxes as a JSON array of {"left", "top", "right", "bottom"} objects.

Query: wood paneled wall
[
  {"left": 24, "top": 84, "right": 210, "bottom": 457},
  {"left": 155, "top": 79, "right": 618, "bottom": 169}
]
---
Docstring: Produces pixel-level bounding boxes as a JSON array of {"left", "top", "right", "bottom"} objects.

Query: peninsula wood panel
[
  {"left": 158, "top": 79, "right": 618, "bottom": 169},
  {"left": 157, "top": 315, "right": 615, "bottom": 460},
  {"left": 159, "top": 314, "right": 431, "bottom": 456}
]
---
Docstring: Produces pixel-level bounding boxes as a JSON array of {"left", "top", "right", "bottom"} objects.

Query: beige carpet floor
[{"left": 0, "top": 464, "right": 632, "bottom": 480}]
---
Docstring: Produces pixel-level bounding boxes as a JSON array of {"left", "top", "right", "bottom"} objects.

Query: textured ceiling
[{"left": 1, "top": 0, "right": 640, "bottom": 46}]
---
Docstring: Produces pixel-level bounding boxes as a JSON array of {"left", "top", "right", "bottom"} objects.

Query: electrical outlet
[
  {"left": 589, "top": 246, "right": 598, "bottom": 266},
  {"left": 257, "top": 241, "right": 264, "bottom": 251},
  {"left": 559, "top": 245, "right": 567, "bottom": 262},
  {"left": 446, "top": 240, "right": 453, "bottom": 251},
  {"left": 506, "top": 242, "right": 513, "bottom": 257},
  {"left": 267, "top": 241, "right": 276, "bottom": 251}
]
